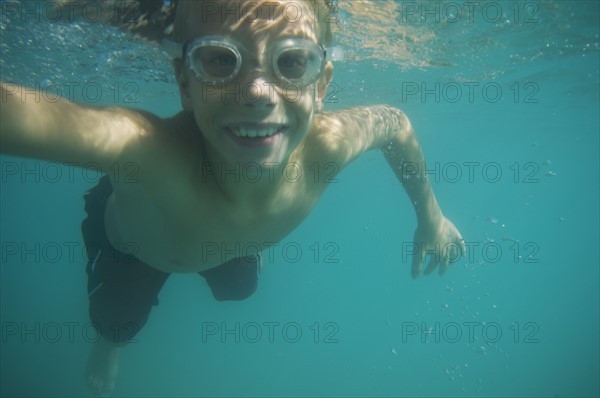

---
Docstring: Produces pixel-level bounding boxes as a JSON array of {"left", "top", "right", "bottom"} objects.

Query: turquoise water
[{"left": 1, "top": 0, "right": 599, "bottom": 397}]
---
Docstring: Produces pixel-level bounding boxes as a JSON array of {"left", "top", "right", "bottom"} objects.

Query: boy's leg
[
  {"left": 199, "top": 254, "right": 261, "bottom": 301},
  {"left": 81, "top": 176, "right": 168, "bottom": 396}
]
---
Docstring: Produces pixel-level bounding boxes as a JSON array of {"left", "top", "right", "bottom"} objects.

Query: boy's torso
[{"left": 103, "top": 112, "right": 331, "bottom": 273}]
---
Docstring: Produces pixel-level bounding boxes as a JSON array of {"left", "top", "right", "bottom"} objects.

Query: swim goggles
[{"left": 164, "top": 36, "right": 335, "bottom": 87}]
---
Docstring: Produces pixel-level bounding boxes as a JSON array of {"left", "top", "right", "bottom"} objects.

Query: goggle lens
[
  {"left": 276, "top": 49, "right": 314, "bottom": 80},
  {"left": 193, "top": 46, "right": 239, "bottom": 79}
]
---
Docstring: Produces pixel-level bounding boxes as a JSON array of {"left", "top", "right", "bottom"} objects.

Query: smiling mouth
[{"left": 226, "top": 125, "right": 288, "bottom": 138}]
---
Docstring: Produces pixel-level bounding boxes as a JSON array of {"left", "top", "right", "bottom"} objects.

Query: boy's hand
[{"left": 411, "top": 216, "right": 465, "bottom": 278}]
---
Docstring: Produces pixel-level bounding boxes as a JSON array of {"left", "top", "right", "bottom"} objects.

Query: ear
[
  {"left": 174, "top": 59, "right": 193, "bottom": 111},
  {"left": 316, "top": 61, "right": 334, "bottom": 111}
]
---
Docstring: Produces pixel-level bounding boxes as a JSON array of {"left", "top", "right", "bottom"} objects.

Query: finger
[
  {"left": 459, "top": 238, "right": 466, "bottom": 257},
  {"left": 423, "top": 254, "right": 439, "bottom": 275},
  {"left": 439, "top": 255, "right": 450, "bottom": 276},
  {"left": 411, "top": 244, "right": 425, "bottom": 278},
  {"left": 445, "top": 241, "right": 462, "bottom": 264},
  {"left": 451, "top": 226, "right": 466, "bottom": 256}
]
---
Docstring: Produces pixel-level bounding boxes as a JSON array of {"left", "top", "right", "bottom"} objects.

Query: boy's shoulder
[
  {"left": 160, "top": 111, "right": 200, "bottom": 138},
  {"left": 307, "top": 107, "right": 377, "bottom": 144},
  {"left": 130, "top": 110, "right": 199, "bottom": 147},
  {"left": 110, "top": 110, "right": 201, "bottom": 182},
  {"left": 301, "top": 105, "right": 402, "bottom": 168},
  {"left": 300, "top": 108, "right": 365, "bottom": 165}
]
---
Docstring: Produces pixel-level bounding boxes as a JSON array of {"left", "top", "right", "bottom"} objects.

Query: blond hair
[{"left": 172, "top": 0, "right": 334, "bottom": 46}]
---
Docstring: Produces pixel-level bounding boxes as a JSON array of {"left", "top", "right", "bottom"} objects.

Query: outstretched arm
[
  {"left": 0, "top": 81, "right": 154, "bottom": 171},
  {"left": 379, "top": 107, "right": 465, "bottom": 277},
  {"left": 313, "top": 105, "right": 465, "bottom": 277}
]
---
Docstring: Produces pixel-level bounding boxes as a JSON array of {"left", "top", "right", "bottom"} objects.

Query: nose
[{"left": 239, "top": 68, "right": 276, "bottom": 109}]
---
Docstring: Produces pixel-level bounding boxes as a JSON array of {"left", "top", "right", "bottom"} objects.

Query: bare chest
[{"left": 104, "top": 182, "right": 315, "bottom": 273}]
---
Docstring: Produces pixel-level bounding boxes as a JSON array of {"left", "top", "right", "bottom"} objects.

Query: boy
[{"left": 0, "top": 0, "right": 465, "bottom": 396}]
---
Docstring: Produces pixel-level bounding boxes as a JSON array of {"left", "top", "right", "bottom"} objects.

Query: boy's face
[{"left": 176, "top": 0, "right": 332, "bottom": 167}]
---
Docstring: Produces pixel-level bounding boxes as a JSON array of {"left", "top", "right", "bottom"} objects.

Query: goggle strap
[
  {"left": 326, "top": 46, "right": 345, "bottom": 62},
  {"left": 162, "top": 38, "right": 184, "bottom": 59}
]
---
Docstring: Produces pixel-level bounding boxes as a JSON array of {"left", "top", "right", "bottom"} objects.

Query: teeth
[{"left": 231, "top": 127, "right": 280, "bottom": 138}]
